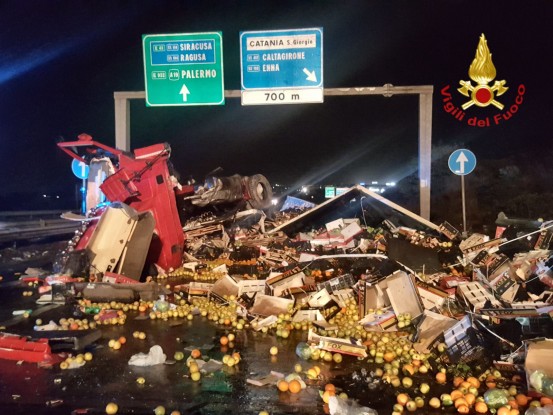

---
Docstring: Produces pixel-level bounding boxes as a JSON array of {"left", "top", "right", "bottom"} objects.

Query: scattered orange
[
  {"left": 288, "top": 379, "right": 302, "bottom": 394},
  {"left": 454, "top": 398, "right": 468, "bottom": 409},
  {"left": 457, "top": 404, "right": 470, "bottom": 414},
  {"left": 464, "top": 393, "right": 476, "bottom": 406},
  {"left": 508, "top": 399, "right": 519, "bottom": 410},
  {"left": 474, "top": 401, "right": 488, "bottom": 414},
  {"left": 450, "top": 390, "right": 464, "bottom": 401},
  {"left": 324, "top": 384, "right": 336, "bottom": 393},
  {"left": 220, "top": 336, "right": 229, "bottom": 346},
  {"left": 460, "top": 381, "right": 472, "bottom": 391},
  {"left": 541, "top": 397, "right": 553, "bottom": 406},
  {"left": 191, "top": 349, "right": 202, "bottom": 359},
  {"left": 509, "top": 409, "right": 520, "bottom": 415},
  {"left": 453, "top": 376, "right": 464, "bottom": 388},
  {"left": 515, "top": 394, "right": 528, "bottom": 407},
  {"left": 383, "top": 351, "right": 396, "bottom": 362},
  {"left": 105, "top": 402, "right": 119, "bottom": 414},
  {"left": 467, "top": 376, "right": 481, "bottom": 389},
  {"left": 497, "top": 406, "right": 511, "bottom": 415},
  {"left": 402, "top": 364, "right": 415, "bottom": 376},
  {"left": 118, "top": 336, "right": 127, "bottom": 345},
  {"left": 397, "top": 393, "right": 410, "bottom": 406},
  {"left": 436, "top": 372, "right": 447, "bottom": 385},
  {"left": 277, "top": 380, "right": 289, "bottom": 392},
  {"left": 485, "top": 375, "right": 497, "bottom": 389}
]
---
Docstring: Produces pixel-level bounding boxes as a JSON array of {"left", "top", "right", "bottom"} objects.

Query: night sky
[{"left": 1, "top": 1, "right": 552, "bottom": 207}]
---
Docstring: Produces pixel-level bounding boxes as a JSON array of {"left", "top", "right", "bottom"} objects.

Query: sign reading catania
[{"left": 441, "top": 34, "right": 526, "bottom": 127}]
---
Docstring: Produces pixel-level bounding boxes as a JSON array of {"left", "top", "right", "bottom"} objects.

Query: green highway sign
[
  {"left": 142, "top": 32, "right": 225, "bottom": 106},
  {"left": 324, "top": 186, "right": 335, "bottom": 199}
]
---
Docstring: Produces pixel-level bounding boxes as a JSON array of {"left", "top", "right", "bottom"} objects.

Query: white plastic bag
[
  {"left": 328, "top": 395, "right": 378, "bottom": 415},
  {"left": 128, "top": 345, "right": 166, "bottom": 366}
]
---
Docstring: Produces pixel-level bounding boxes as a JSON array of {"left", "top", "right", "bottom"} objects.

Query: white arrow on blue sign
[
  {"left": 71, "top": 159, "right": 89, "bottom": 180},
  {"left": 448, "top": 149, "right": 476, "bottom": 176}
]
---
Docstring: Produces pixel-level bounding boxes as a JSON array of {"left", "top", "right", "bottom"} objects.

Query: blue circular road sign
[
  {"left": 71, "top": 159, "right": 89, "bottom": 180},
  {"left": 448, "top": 149, "right": 477, "bottom": 176}
]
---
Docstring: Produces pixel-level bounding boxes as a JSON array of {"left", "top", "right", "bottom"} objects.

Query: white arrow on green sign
[{"left": 142, "top": 32, "right": 225, "bottom": 106}]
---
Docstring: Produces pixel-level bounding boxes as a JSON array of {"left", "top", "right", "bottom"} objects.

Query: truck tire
[{"left": 246, "top": 174, "right": 272, "bottom": 210}]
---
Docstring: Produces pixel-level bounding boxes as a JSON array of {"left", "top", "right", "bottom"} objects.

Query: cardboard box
[
  {"left": 489, "top": 271, "right": 519, "bottom": 302},
  {"left": 252, "top": 315, "right": 278, "bottom": 331},
  {"left": 316, "top": 274, "right": 356, "bottom": 294},
  {"left": 340, "top": 221, "right": 363, "bottom": 242},
  {"left": 265, "top": 266, "right": 304, "bottom": 297},
  {"left": 308, "top": 330, "right": 367, "bottom": 358},
  {"left": 247, "top": 371, "right": 284, "bottom": 387},
  {"left": 438, "top": 221, "right": 460, "bottom": 240},
  {"left": 360, "top": 309, "right": 397, "bottom": 332},
  {"left": 534, "top": 229, "right": 553, "bottom": 250},
  {"left": 177, "top": 282, "right": 213, "bottom": 300},
  {"left": 359, "top": 281, "right": 389, "bottom": 315},
  {"left": 308, "top": 288, "right": 332, "bottom": 308},
  {"left": 331, "top": 289, "right": 354, "bottom": 308},
  {"left": 292, "top": 309, "right": 336, "bottom": 330},
  {"left": 237, "top": 279, "right": 266, "bottom": 297},
  {"left": 250, "top": 294, "right": 294, "bottom": 317},
  {"left": 416, "top": 283, "right": 451, "bottom": 310},
  {"left": 211, "top": 275, "right": 239, "bottom": 299},
  {"left": 457, "top": 281, "right": 501, "bottom": 310},
  {"left": 385, "top": 271, "right": 424, "bottom": 319},
  {"left": 413, "top": 310, "right": 457, "bottom": 354},
  {"left": 325, "top": 218, "right": 345, "bottom": 232},
  {"left": 525, "top": 338, "right": 553, "bottom": 396}
]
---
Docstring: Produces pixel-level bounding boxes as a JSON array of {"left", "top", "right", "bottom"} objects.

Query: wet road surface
[{"left": 0, "top": 253, "right": 458, "bottom": 415}]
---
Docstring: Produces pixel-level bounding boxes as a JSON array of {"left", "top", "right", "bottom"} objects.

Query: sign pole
[
  {"left": 81, "top": 178, "right": 87, "bottom": 215},
  {"left": 461, "top": 175, "right": 467, "bottom": 237},
  {"left": 448, "top": 148, "right": 476, "bottom": 238}
]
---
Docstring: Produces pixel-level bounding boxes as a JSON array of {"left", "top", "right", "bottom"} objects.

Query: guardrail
[
  {"left": 0, "top": 211, "right": 81, "bottom": 244},
  {"left": 0, "top": 210, "right": 69, "bottom": 220}
]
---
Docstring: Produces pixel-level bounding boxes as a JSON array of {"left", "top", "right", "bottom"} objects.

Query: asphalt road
[
  {"left": 0, "top": 247, "right": 454, "bottom": 415},
  {"left": 0, "top": 281, "right": 392, "bottom": 415}
]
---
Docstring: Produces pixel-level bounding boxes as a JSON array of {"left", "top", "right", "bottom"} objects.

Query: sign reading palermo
[
  {"left": 240, "top": 28, "right": 323, "bottom": 105},
  {"left": 142, "top": 32, "right": 224, "bottom": 106}
]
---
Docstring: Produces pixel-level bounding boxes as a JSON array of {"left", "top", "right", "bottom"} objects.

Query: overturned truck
[{"left": 57, "top": 133, "right": 272, "bottom": 278}]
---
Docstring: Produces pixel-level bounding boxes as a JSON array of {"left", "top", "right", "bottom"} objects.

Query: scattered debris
[
  {"left": 128, "top": 345, "right": 167, "bottom": 366},
  {"left": 1, "top": 136, "right": 553, "bottom": 414}
]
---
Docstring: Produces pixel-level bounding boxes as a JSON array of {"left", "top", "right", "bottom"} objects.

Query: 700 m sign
[
  {"left": 264, "top": 91, "right": 299, "bottom": 102},
  {"left": 246, "top": 88, "right": 323, "bottom": 105}
]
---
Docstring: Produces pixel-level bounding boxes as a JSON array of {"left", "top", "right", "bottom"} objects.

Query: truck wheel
[{"left": 246, "top": 174, "right": 272, "bottom": 210}]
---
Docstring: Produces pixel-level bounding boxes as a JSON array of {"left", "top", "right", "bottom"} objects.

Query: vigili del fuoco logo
[{"left": 441, "top": 34, "right": 525, "bottom": 127}]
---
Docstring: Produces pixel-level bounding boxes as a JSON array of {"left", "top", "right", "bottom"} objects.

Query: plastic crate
[
  {"left": 516, "top": 316, "right": 553, "bottom": 339},
  {"left": 443, "top": 315, "right": 488, "bottom": 364}
]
